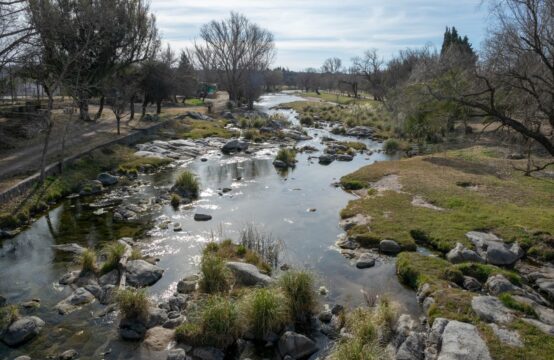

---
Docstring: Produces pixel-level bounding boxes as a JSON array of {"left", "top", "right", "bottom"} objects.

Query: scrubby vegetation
[
  {"left": 279, "top": 270, "right": 317, "bottom": 323},
  {"left": 275, "top": 148, "right": 297, "bottom": 167},
  {"left": 0, "top": 304, "right": 20, "bottom": 330},
  {"left": 199, "top": 253, "right": 232, "bottom": 293},
  {"left": 116, "top": 288, "right": 150, "bottom": 320},
  {"left": 80, "top": 249, "right": 98, "bottom": 275},
  {"left": 179, "top": 119, "right": 237, "bottom": 139},
  {"left": 101, "top": 242, "right": 127, "bottom": 274},
  {"left": 173, "top": 170, "right": 200, "bottom": 199},
  {"left": 329, "top": 298, "right": 397, "bottom": 360},
  {"left": 240, "top": 288, "right": 288, "bottom": 338}
]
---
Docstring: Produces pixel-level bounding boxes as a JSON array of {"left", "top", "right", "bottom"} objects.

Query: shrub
[
  {"left": 239, "top": 223, "right": 281, "bottom": 270},
  {"left": 130, "top": 248, "right": 142, "bottom": 260},
  {"left": 0, "top": 305, "right": 20, "bottom": 329},
  {"left": 101, "top": 242, "right": 127, "bottom": 274},
  {"left": 383, "top": 139, "right": 400, "bottom": 154},
  {"left": 200, "top": 254, "right": 231, "bottom": 293},
  {"left": 275, "top": 148, "right": 296, "bottom": 166},
  {"left": 236, "top": 244, "right": 247, "bottom": 256},
  {"left": 341, "top": 178, "right": 366, "bottom": 190},
  {"left": 241, "top": 288, "right": 288, "bottom": 338},
  {"left": 80, "top": 249, "right": 97, "bottom": 275},
  {"left": 279, "top": 270, "right": 316, "bottom": 323},
  {"left": 174, "top": 170, "right": 200, "bottom": 199},
  {"left": 243, "top": 129, "right": 258, "bottom": 140},
  {"left": 170, "top": 193, "right": 181, "bottom": 207},
  {"left": 116, "top": 288, "right": 149, "bottom": 320}
]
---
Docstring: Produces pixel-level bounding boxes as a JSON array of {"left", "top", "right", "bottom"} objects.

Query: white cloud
[{"left": 150, "top": 0, "right": 487, "bottom": 70}]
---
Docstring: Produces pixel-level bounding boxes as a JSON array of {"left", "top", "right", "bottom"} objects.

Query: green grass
[
  {"left": 0, "top": 305, "right": 20, "bottom": 330},
  {"left": 275, "top": 148, "right": 296, "bottom": 166},
  {"left": 340, "top": 147, "right": 554, "bottom": 255},
  {"left": 300, "top": 91, "right": 373, "bottom": 105},
  {"left": 199, "top": 254, "right": 231, "bottom": 293},
  {"left": 116, "top": 288, "right": 149, "bottom": 320},
  {"left": 498, "top": 293, "right": 537, "bottom": 317},
  {"left": 454, "top": 263, "right": 521, "bottom": 286},
  {"left": 176, "top": 296, "right": 239, "bottom": 348},
  {"left": 180, "top": 119, "right": 236, "bottom": 139},
  {"left": 341, "top": 178, "right": 367, "bottom": 191},
  {"left": 101, "top": 242, "right": 126, "bottom": 274},
  {"left": 170, "top": 193, "right": 181, "bottom": 207},
  {"left": 183, "top": 98, "right": 205, "bottom": 107},
  {"left": 80, "top": 249, "right": 98, "bottom": 275},
  {"left": 202, "top": 240, "right": 272, "bottom": 275},
  {"left": 173, "top": 170, "right": 200, "bottom": 199},
  {"left": 240, "top": 288, "right": 288, "bottom": 338},
  {"left": 279, "top": 270, "right": 317, "bottom": 323}
]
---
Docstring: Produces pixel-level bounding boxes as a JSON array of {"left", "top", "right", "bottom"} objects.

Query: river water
[{"left": 0, "top": 93, "right": 419, "bottom": 359}]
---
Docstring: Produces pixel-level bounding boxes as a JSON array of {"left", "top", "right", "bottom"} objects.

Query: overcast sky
[{"left": 150, "top": 0, "right": 488, "bottom": 71}]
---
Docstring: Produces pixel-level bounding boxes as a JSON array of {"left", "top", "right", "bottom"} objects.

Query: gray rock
[
  {"left": 356, "top": 253, "right": 376, "bottom": 269},
  {"left": 79, "top": 180, "right": 103, "bottom": 196},
  {"left": 336, "top": 154, "right": 354, "bottom": 161},
  {"left": 168, "top": 294, "right": 188, "bottom": 312},
  {"left": 488, "top": 323, "right": 523, "bottom": 347},
  {"left": 125, "top": 260, "right": 164, "bottom": 287},
  {"left": 192, "top": 347, "right": 225, "bottom": 360},
  {"left": 380, "top": 239, "right": 401, "bottom": 254},
  {"left": 97, "top": 172, "right": 118, "bottom": 186},
  {"left": 1, "top": 316, "right": 45, "bottom": 347},
  {"left": 98, "top": 269, "right": 120, "bottom": 286},
  {"left": 318, "top": 310, "right": 333, "bottom": 323},
  {"left": 336, "top": 234, "right": 359, "bottom": 250},
  {"left": 396, "top": 332, "right": 426, "bottom": 360},
  {"left": 222, "top": 139, "right": 248, "bottom": 154},
  {"left": 346, "top": 126, "right": 373, "bottom": 137},
  {"left": 163, "top": 315, "right": 185, "bottom": 329},
  {"left": 273, "top": 160, "right": 288, "bottom": 169},
  {"left": 536, "top": 278, "right": 554, "bottom": 301},
  {"left": 437, "top": 320, "right": 491, "bottom": 360},
  {"left": 226, "top": 261, "right": 272, "bottom": 286},
  {"left": 55, "top": 287, "right": 95, "bottom": 315},
  {"left": 177, "top": 275, "right": 199, "bottom": 294},
  {"left": 484, "top": 274, "right": 516, "bottom": 296},
  {"left": 466, "top": 231, "right": 520, "bottom": 266},
  {"left": 0, "top": 295, "right": 5, "bottom": 307},
  {"left": 59, "top": 271, "right": 79, "bottom": 285},
  {"left": 14, "top": 356, "right": 32, "bottom": 360},
  {"left": 318, "top": 154, "right": 335, "bottom": 165},
  {"left": 446, "top": 243, "right": 484, "bottom": 264},
  {"left": 486, "top": 244, "right": 519, "bottom": 266},
  {"left": 278, "top": 331, "right": 318, "bottom": 359},
  {"left": 471, "top": 296, "right": 514, "bottom": 324},
  {"left": 339, "top": 214, "right": 371, "bottom": 231},
  {"left": 167, "top": 348, "right": 187, "bottom": 360},
  {"left": 51, "top": 243, "right": 86, "bottom": 255},
  {"left": 463, "top": 276, "right": 482, "bottom": 292},
  {"left": 58, "top": 349, "right": 79, "bottom": 360},
  {"left": 521, "top": 318, "right": 554, "bottom": 335},
  {"left": 145, "top": 307, "right": 169, "bottom": 328},
  {"left": 194, "top": 214, "right": 212, "bottom": 221},
  {"left": 119, "top": 317, "right": 147, "bottom": 340}
]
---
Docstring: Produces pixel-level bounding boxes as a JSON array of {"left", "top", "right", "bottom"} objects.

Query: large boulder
[
  {"left": 97, "top": 172, "right": 118, "bottom": 186},
  {"left": 466, "top": 231, "right": 522, "bottom": 266},
  {"left": 221, "top": 139, "right": 248, "bottom": 154},
  {"left": 485, "top": 244, "right": 520, "bottom": 267},
  {"left": 446, "top": 243, "right": 484, "bottom": 264},
  {"left": 177, "top": 275, "right": 199, "bottom": 294},
  {"left": 1, "top": 316, "right": 45, "bottom": 347},
  {"left": 226, "top": 262, "right": 271, "bottom": 287},
  {"left": 143, "top": 326, "right": 175, "bottom": 351},
  {"left": 55, "top": 287, "right": 95, "bottom": 315},
  {"left": 488, "top": 323, "right": 523, "bottom": 347},
  {"left": 278, "top": 331, "right": 318, "bottom": 359},
  {"left": 318, "top": 154, "right": 335, "bottom": 165},
  {"left": 125, "top": 260, "right": 164, "bottom": 287},
  {"left": 471, "top": 296, "right": 514, "bottom": 324},
  {"left": 379, "top": 239, "right": 401, "bottom": 254},
  {"left": 484, "top": 274, "right": 516, "bottom": 296},
  {"left": 437, "top": 320, "right": 491, "bottom": 360},
  {"left": 356, "top": 253, "right": 376, "bottom": 269}
]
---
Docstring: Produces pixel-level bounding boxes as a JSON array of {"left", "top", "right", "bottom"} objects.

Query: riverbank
[{"left": 338, "top": 144, "right": 554, "bottom": 359}]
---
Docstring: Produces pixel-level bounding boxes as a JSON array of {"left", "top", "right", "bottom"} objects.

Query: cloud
[{"left": 150, "top": 0, "right": 487, "bottom": 70}]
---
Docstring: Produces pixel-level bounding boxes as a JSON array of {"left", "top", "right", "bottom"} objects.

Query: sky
[{"left": 150, "top": 0, "right": 489, "bottom": 71}]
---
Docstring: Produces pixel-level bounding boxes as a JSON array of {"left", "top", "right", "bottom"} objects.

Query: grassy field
[
  {"left": 340, "top": 146, "right": 554, "bottom": 257},
  {"left": 299, "top": 91, "right": 373, "bottom": 105}
]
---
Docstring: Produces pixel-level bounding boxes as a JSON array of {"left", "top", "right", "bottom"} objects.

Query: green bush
[
  {"left": 170, "top": 193, "right": 181, "bottom": 207},
  {"left": 174, "top": 170, "right": 200, "bottom": 199},
  {"left": 241, "top": 288, "right": 288, "bottom": 338},
  {"left": 275, "top": 148, "right": 296, "bottom": 166},
  {"left": 279, "top": 270, "right": 316, "bottom": 323},
  {"left": 101, "top": 242, "right": 126, "bottom": 274},
  {"left": 341, "top": 178, "right": 366, "bottom": 190},
  {"left": 200, "top": 254, "right": 231, "bottom": 293},
  {"left": 80, "top": 249, "right": 97, "bottom": 275},
  {"left": 116, "top": 288, "right": 149, "bottom": 320},
  {"left": 383, "top": 139, "right": 400, "bottom": 154}
]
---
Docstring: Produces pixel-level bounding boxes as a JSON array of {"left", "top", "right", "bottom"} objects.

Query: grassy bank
[
  {"left": 298, "top": 91, "right": 373, "bottom": 105},
  {"left": 340, "top": 146, "right": 554, "bottom": 257}
]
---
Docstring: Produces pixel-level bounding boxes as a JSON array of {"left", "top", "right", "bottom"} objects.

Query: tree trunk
[
  {"left": 130, "top": 96, "right": 135, "bottom": 120},
  {"left": 40, "top": 92, "right": 55, "bottom": 183},
  {"left": 156, "top": 100, "right": 161, "bottom": 114},
  {"left": 78, "top": 98, "right": 91, "bottom": 121},
  {"left": 141, "top": 96, "right": 148, "bottom": 118},
  {"left": 116, "top": 115, "right": 121, "bottom": 135},
  {"left": 94, "top": 95, "right": 105, "bottom": 120}
]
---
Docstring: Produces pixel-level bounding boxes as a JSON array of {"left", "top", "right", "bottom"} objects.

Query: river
[{"left": 0, "top": 93, "right": 419, "bottom": 359}]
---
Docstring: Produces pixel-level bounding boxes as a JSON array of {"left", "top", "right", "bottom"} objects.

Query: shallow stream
[{"left": 0, "top": 93, "right": 419, "bottom": 359}]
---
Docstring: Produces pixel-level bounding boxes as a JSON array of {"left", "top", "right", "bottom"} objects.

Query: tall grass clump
[
  {"left": 0, "top": 305, "right": 20, "bottom": 329},
  {"left": 240, "top": 223, "right": 281, "bottom": 269},
  {"left": 275, "top": 148, "right": 297, "bottom": 167},
  {"left": 383, "top": 139, "right": 400, "bottom": 154},
  {"left": 200, "top": 254, "right": 231, "bottom": 293},
  {"left": 176, "top": 296, "right": 239, "bottom": 348},
  {"left": 241, "top": 288, "right": 288, "bottom": 338},
  {"left": 101, "top": 242, "right": 127, "bottom": 274},
  {"left": 116, "top": 288, "right": 149, "bottom": 320},
  {"left": 279, "top": 270, "right": 316, "bottom": 323},
  {"left": 173, "top": 170, "right": 200, "bottom": 199},
  {"left": 80, "top": 249, "right": 97, "bottom": 275},
  {"left": 329, "top": 298, "right": 398, "bottom": 360}
]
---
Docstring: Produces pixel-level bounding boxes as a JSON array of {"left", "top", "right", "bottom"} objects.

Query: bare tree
[
  {"left": 0, "top": 0, "right": 34, "bottom": 70},
  {"left": 321, "top": 57, "right": 342, "bottom": 74},
  {"left": 352, "top": 49, "right": 386, "bottom": 101},
  {"left": 429, "top": 0, "right": 554, "bottom": 156},
  {"left": 195, "top": 12, "right": 275, "bottom": 108}
]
